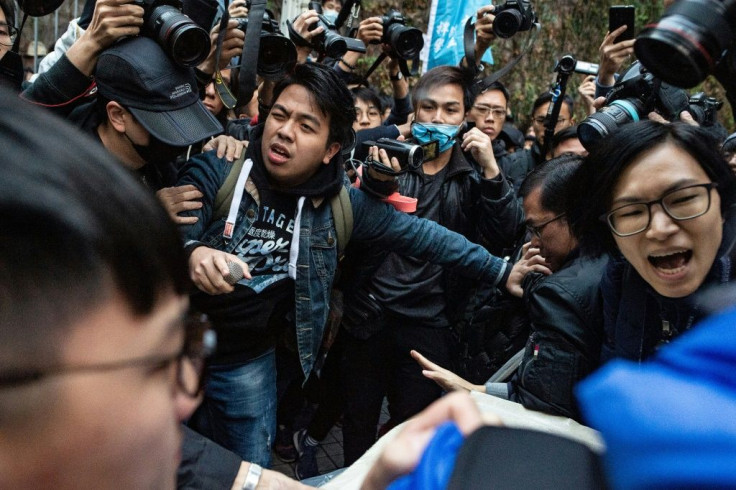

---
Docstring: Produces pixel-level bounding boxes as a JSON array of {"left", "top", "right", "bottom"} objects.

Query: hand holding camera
[{"left": 198, "top": 19, "right": 244, "bottom": 75}]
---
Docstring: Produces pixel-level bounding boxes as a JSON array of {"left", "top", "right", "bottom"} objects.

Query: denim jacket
[{"left": 178, "top": 150, "right": 509, "bottom": 378}]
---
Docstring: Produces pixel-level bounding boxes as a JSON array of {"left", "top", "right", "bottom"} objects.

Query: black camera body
[
  {"left": 578, "top": 62, "right": 719, "bottom": 149},
  {"left": 378, "top": 9, "right": 424, "bottom": 60},
  {"left": 306, "top": 1, "right": 365, "bottom": 59},
  {"left": 492, "top": 0, "right": 537, "bottom": 39},
  {"left": 362, "top": 138, "right": 425, "bottom": 171},
  {"left": 235, "top": 6, "right": 296, "bottom": 80},
  {"left": 134, "top": 0, "right": 211, "bottom": 67}
]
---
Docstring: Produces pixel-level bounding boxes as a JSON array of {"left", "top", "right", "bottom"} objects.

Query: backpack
[{"left": 212, "top": 152, "right": 353, "bottom": 256}]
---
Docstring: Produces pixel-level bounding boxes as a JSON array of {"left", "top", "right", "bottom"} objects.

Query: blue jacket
[
  {"left": 178, "top": 149, "right": 509, "bottom": 378},
  {"left": 577, "top": 303, "right": 736, "bottom": 489}
]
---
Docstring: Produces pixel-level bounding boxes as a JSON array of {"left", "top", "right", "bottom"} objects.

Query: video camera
[
  {"left": 577, "top": 61, "right": 721, "bottom": 149},
  {"left": 492, "top": 0, "right": 537, "bottom": 39},
  {"left": 362, "top": 138, "right": 425, "bottom": 171},
  {"left": 377, "top": 9, "right": 424, "bottom": 61},
  {"left": 306, "top": 1, "right": 365, "bottom": 59},
  {"left": 234, "top": 2, "right": 296, "bottom": 80},
  {"left": 134, "top": 0, "right": 211, "bottom": 67}
]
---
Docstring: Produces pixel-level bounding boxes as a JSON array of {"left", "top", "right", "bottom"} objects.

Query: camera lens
[
  {"left": 148, "top": 6, "right": 211, "bottom": 66},
  {"left": 322, "top": 30, "right": 348, "bottom": 59},
  {"left": 493, "top": 9, "right": 523, "bottom": 38},
  {"left": 258, "top": 35, "right": 297, "bottom": 80},
  {"left": 635, "top": 0, "right": 732, "bottom": 88},
  {"left": 577, "top": 99, "right": 644, "bottom": 149},
  {"left": 386, "top": 24, "right": 423, "bottom": 60}
]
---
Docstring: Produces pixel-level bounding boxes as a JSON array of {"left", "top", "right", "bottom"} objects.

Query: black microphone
[{"left": 224, "top": 261, "right": 245, "bottom": 285}]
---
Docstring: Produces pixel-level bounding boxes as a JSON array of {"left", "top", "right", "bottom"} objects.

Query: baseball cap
[{"left": 95, "top": 36, "right": 222, "bottom": 146}]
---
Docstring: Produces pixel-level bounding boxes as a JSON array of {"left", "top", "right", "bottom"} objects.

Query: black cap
[{"left": 96, "top": 37, "right": 222, "bottom": 146}]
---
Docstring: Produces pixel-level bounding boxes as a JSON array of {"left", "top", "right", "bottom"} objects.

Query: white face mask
[{"left": 322, "top": 9, "right": 339, "bottom": 24}]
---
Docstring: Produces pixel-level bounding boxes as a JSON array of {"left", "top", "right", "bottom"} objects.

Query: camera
[
  {"left": 134, "top": 0, "right": 211, "bottom": 67},
  {"left": 687, "top": 92, "right": 723, "bottom": 127},
  {"left": 635, "top": 0, "right": 736, "bottom": 89},
  {"left": 577, "top": 61, "right": 720, "bottom": 149},
  {"left": 362, "top": 138, "right": 424, "bottom": 170},
  {"left": 234, "top": 4, "right": 296, "bottom": 80},
  {"left": 573, "top": 60, "right": 599, "bottom": 76},
  {"left": 306, "top": 1, "right": 365, "bottom": 59},
  {"left": 378, "top": 10, "right": 424, "bottom": 61},
  {"left": 492, "top": 0, "right": 537, "bottom": 39}
]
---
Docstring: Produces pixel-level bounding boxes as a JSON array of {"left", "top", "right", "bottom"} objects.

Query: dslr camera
[
  {"left": 134, "top": 0, "right": 211, "bottom": 67},
  {"left": 578, "top": 61, "right": 720, "bottom": 149},
  {"left": 492, "top": 0, "right": 537, "bottom": 39},
  {"left": 235, "top": 4, "right": 296, "bottom": 80},
  {"left": 306, "top": 1, "right": 365, "bottom": 59},
  {"left": 362, "top": 138, "right": 425, "bottom": 171},
  {"left": 378, "top": 10, "right": 424, "bottom": 61}
]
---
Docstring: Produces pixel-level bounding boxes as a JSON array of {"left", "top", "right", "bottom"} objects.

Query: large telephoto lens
[
  {"left": 321, "top": 29, "right": 348, "bottom": 59},
  {"left": 577, "top": 99, "right": 645, "bottom": 150},
  {"left": 148, "top": 5, "right": 211, "bottom": 67},
  {"left": 635, "top": 0, "right": 732, "bottom": 88},
  {"left": 386, "top": 24, "right": 423, "bottom": 60}
]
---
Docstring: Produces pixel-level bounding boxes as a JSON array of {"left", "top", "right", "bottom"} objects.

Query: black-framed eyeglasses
[
  {"left": 0, "top": 23, "right": 18, "bottom": 47},
  {"left": 526, "top": 213, "right": 566, "bottom": 239},
  {"left": 0, "top": 314, "right": 216, "bottom": 397},
  {"left": 602, "top": 183, "right": 718, "bottom": 237}
]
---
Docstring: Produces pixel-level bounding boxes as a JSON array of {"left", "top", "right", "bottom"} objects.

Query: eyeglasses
[
  {"left": 526, "top": 213, "right": 566, "bottom": 239},
  {"left": 472, "top": 105, "right": 506, "bottom": 120},
  {"left": 533, "top": 116, "right": 569, "bottom": 126},
  {"left": 0, "top": 313, "right": 216, "bottom": 397},
  {"left": 0, "top": 23, "right": 18, "bottom": 47},
  {"left": 603, "top": 183, "right": 717, "bottom": 237}
]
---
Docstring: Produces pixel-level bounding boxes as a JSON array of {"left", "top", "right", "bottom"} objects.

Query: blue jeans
[{"left": 191, "top": 349, "right": 277, "bottom": 467}]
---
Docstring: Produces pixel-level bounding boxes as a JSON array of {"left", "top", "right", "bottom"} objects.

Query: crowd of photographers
[{"left": 3, "top": 0, "right": 736, "bottom": 487}]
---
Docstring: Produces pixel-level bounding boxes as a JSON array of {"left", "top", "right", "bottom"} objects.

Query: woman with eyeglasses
[{"left": 570, "top": 120, "right": 736, "bottom": 363}]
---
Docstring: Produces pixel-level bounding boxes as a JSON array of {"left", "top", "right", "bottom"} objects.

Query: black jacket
[{"left": 510, "top": 252, "right": 608, "bottom": 420}]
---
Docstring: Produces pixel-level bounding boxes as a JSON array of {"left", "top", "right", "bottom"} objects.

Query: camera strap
[
  {"left": 237, "top": 0, "right": 267, "bottom": 111},
  {"left": 464, "top": 17, "right": 541, "bottom": 97},
  {"left": 334, "top": 0, "right": 360, "bottom": 31},
  {"left": 214, "top": 6, "right": 238, "bottom": 109}
]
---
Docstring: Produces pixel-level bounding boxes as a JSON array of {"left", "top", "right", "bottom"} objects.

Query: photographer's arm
[
  {"left": 460, "top": 5, "right": 495, "bottom": 73},
  {"left": 196, "top": 19, "right": 244, "bottom": 82},
  {"left": 340, "top": 16, "right": 382, "bottom": 73},
  {"left": 290, "top": 10, "right": 323, "bottom": 64},
  {"left": 22, "top": 0, "right": 143, "bottom": 111}
]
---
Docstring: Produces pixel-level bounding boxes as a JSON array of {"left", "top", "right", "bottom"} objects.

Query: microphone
[{"left": 224, "top": 261, "right": 245, "bottom": 285}]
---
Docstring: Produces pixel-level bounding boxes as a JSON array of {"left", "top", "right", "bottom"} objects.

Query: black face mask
[{"left": 125, "top": 132, "right": 186, "bottom": 165}]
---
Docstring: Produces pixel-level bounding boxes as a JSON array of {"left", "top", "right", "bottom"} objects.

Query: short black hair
[
  {"left": 351, "top": 86, "right": 384, "bottom": 114},
  {"left": 568, "top": 121, "right": 736, "bottom": 257},
  {"left": 532, "top": 92, "right": 574, "bottom": 115},
  {"left": 475, "top": 81, "right": 510, "bottom": 107},
  {"left": 271, "top": 62, "right": 355, "bottom": 149},
  {"left": 550, "top": 125, "right": 579, "bottom": 152},
  {"left": 519, "top": 154, "right": 583, "bottom": 215},
  {"left": 412, "top": 65, "right": 471, "bottom": 113},
  {"left": 0, "top": 86, "right": 189, "bottom": 370}
]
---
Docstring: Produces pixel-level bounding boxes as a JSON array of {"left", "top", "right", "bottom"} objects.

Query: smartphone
[{"left": 609, "top": 5, "right": 635, "bottom": 43}]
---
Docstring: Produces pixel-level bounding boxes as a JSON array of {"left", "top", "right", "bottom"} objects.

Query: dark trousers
[{"left": 340, "top": 317, "right": 456, "bottom": 465}]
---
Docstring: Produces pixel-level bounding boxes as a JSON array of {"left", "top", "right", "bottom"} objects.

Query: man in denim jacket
[{"left": 177, "top": 62, "right": 511, "bottom": 467}]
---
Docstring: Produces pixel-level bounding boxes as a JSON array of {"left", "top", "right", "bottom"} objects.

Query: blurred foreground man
[{"left": 0, "top": 89, "right": 199, "bottom": 489}]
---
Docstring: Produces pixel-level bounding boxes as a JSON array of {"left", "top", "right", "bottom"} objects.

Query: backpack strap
[
  {"left": 329, "top": 186, "right": 353, "bottom": 257},
  {"left": 213, "top": 152, "right": 248, "bottom": 222}
]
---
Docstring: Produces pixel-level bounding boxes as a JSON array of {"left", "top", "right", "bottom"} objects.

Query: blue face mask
[
  {"left": 411, "top": 122, "right": 462, "bottom": 153},
  {"left": 322, "top": 9, "right": 339, "bottom": 25}
]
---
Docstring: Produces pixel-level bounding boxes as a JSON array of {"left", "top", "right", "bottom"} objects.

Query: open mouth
[
  {"left": 269, "top": 143, "right": 291, "bottom": 163},
  {"left": 648, "top": 250, "right": 692, "bottom": 274}
]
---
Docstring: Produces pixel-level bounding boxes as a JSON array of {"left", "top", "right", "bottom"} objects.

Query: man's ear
[
  {"left": 322, "top": 142, "right": 341, "bottom": 164},
  {"left": 107, "top": 101, "right": 129, "bottom": 133}
]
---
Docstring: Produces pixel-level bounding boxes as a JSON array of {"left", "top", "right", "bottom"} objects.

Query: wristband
[
  {"left": 389, "top": 71, "right": 403, "bottom": 81},
  {"left": 339, "top": 57, "right": 357, "bottom": 70},
  {"left": 242, "top": 463, "right": 262, "bottom": 490}
]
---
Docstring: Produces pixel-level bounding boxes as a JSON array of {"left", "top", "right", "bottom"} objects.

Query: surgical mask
[
  {"left": 411, "top": 122, "right": 462, "bottom": 153},
  {"left": 126, "top": 132, "right": 186, "bottom": 165},
  {"left": 322, "top": 9, "right": 339, "bottom": 24}
]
